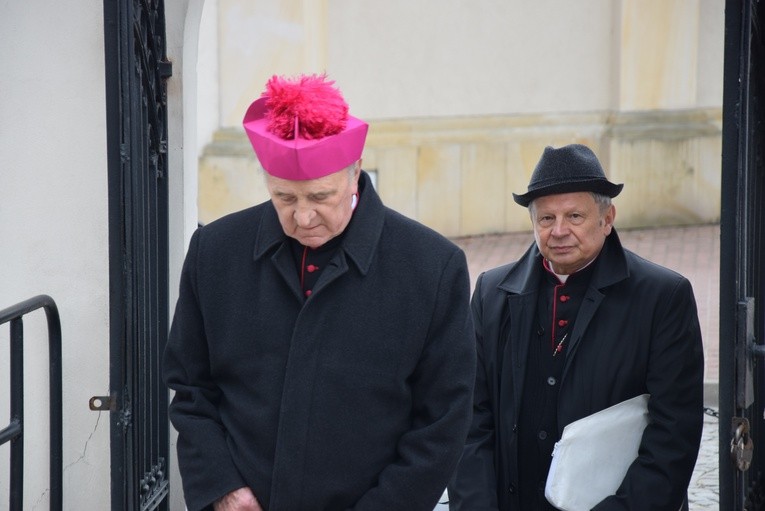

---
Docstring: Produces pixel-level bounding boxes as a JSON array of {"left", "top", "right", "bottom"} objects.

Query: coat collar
[
  {"left": 497, "top": 228, "right": 630, "bottom": 294},
  {"left": 252, "top": 171, "right": 384, "bottom": 276}
]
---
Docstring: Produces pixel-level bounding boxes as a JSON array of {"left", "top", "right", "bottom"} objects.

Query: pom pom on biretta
[
  {"left": 242, "top": 73, "right": 368, "bottom": 181},
  {"left": 264, "top": 74, "right": 349, "bottom": 140}
]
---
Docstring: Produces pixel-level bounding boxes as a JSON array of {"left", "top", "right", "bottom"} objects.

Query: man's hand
[{"left": 213, "top": 487, "right": 262, "bottom": 511}]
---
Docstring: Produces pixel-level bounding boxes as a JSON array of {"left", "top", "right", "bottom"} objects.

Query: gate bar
[{"left": 719, "top": 0, "right": 748, "bottom": 507}]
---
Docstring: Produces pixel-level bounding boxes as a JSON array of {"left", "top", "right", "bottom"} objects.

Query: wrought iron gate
[
  {"left": 102, "top": 0, "right": 171, "bottom": 509},
  {"left": 720, "top": 0, "right": 765, "bottom": 509}
]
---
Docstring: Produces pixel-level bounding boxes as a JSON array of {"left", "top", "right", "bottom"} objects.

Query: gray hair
[
  {"left": 591, "top": 192, "right": 612, "bottom": 213},
  {"left": 345, "top": 160, "right": 361, "bottom": 182}
]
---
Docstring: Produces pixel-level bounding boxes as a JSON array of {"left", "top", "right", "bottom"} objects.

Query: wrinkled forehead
[
  {"left": 266, "top": 166, "right": 352, "bottom": 195},
  {"left": 529, "top": 191, "right": 599, "bottom": 213}
]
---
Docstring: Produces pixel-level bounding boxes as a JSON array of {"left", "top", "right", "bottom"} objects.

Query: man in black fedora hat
[{"left": 448, "top": 144, "right": 704, "bottom": 510}]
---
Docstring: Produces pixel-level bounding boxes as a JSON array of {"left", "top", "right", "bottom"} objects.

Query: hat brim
[
  {"left": 242, "top": 97, "right": 368, "bottom": 180},
  {"left": 513, "top": 179, "right": 623, "bottom": 207}
]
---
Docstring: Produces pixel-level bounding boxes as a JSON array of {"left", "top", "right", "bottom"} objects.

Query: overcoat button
[
  {"left": 538, "top": 430, "right": 548, "bottom": 440},
  {"left": 512, "top": 424, "right": 518, "bottom": 433},
  {"left": 508, "top": 484, "right": 516, "bottom": 494},
  {"left": 547, "top": 377, "right": 557, "bottom": 386}
]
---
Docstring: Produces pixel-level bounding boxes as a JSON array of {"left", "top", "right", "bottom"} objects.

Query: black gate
[
  {"left": 102, "top": 1, "right": 171, "bottom": 509},
  {"left": 720, "top": 0, "right": 765, "bottom": 509}
]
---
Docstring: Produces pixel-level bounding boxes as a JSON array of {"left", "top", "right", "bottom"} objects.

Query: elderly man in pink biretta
[{"left": 163, "top": 74, "right": 476, "bottom": 511}]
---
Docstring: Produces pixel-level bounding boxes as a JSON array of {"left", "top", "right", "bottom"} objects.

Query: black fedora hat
[{"left": 512, "top": 144, "right": 623, "bottom": 207}]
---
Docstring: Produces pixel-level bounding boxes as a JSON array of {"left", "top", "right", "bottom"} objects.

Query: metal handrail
[{"left": 0, "top": 295, "right": 62, "bottom": 511}]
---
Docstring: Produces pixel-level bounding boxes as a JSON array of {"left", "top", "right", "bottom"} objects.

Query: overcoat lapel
[
  {"left": 310, "top": 252, "right": 349, "bottom": 297},
  {"left": 562, "top": 286, "right": 603, "bottom": 379},
  {"left": 252, "top": 203, "right": 305, "bottom": 303},
  {"left": 271, "top": 243, "right": 304, "bottom": 303},
  {"left": 496, "top": 243, "right": 542, "bottom": 428},
  {"left": 562, "top": 230, "right": 629, "bottom": 379},
  {"left": 504, "top": 293, "right": 536, "bottom": 425}
]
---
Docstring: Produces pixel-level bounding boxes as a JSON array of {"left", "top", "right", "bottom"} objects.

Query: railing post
[
  {"left": 9, "top": 318, "right": 24, "bottom": 510},
  {"left": 45, "top": 299, "right": 63, "bottom": 511},
  {"left": 0, "top": 295, "right": 63, "bottom": 511}
]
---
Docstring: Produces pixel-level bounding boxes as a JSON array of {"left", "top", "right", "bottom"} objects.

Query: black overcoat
[
  {"left": 448, "top": 230, "right": 704, "bottom": 510},
  {"left": 163, "top": 172, "right": 475, "bottom": 511}
]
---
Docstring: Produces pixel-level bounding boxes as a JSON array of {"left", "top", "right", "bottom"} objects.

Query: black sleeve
[{"left": 162, "top": 229, "right": 248, "bottom": 511}]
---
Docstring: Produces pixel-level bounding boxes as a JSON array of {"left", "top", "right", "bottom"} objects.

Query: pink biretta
[{"left": 242, "top": 74, "right": 369, "bottom": 181}]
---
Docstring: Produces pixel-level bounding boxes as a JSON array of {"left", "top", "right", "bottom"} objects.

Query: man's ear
[{"left": 603, "top": 204, "right": 616, "bottom": 235}]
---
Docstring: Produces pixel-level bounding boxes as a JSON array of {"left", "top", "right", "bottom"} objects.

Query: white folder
[{"left": 545, "top": 393, "right": 650, "bottom": 511}]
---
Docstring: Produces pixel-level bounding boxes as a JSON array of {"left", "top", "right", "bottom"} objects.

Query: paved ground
[{"left": 448, "top": 223, "right": 721, "bottom": 510}]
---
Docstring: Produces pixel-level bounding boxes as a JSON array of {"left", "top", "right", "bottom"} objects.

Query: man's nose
[
  {"left": 551, "top": 218, "right": 568, "bottom": 236},
  {"left": 294, "top": 206, "right": 315, "bottom": 227}
]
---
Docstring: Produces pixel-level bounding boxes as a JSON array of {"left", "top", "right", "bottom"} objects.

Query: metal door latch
[
  {"left": 89, "top": 394, "right": 117, "bottom": 411},
  {"left": 731, "top": 417, "right": 754, "bottom": 471}
]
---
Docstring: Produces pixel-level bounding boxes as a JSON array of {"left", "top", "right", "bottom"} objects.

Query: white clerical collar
[
  {"left": 545, "top": 256, "right": 597, "bottom": 284},
  {"left": 553, "top": 271, "right": 570, "bottom": 283}
]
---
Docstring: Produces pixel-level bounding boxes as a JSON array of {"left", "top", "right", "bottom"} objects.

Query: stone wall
[{"left": 199, "top": 108, "right": 721, "bottom": 236}]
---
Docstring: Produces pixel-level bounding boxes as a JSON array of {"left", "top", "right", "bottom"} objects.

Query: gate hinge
[
  {"left": 159, "top": 59, "right": 172, "bottom": 79},
  {"left": 736, "top": 298, "right": 756, "bottom": 408}
]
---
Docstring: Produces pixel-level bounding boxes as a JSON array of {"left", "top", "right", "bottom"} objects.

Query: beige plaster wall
[
  {"left": 0, "top": 1, "right": 111, "bottom": 508},
  {"left": 619, "top": 0, "right": 700, "bottom": 110},
  {"left": 200, "top": 108, "right": 721, "bottom": 236},
  {"left": 604, "top": 110, "right": 722, "bottom": 228},
  {"left": 217, "top": 0, "right": 329, "bottom": 128},
  {"left": 325, "top": 0, "right": 615, "bottom": 119},
  {"left": 197, "top": 0, "right": 724, "bottom": 237}
]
